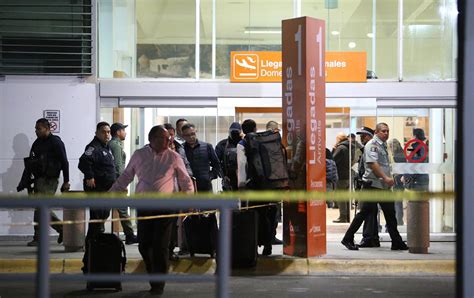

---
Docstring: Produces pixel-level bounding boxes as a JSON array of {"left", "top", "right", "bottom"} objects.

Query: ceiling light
[
  {"left": 331, "top": 31, "right": 340, "bottom": 36},
  {"left": 244, "top": 30, "right": 281, "bottom": 34},
  {"left": 367, "top": 33, "right": 374, "bottom": 38},
  {"left": 348, "top": 42, "right": 356, "bottom": 49}
]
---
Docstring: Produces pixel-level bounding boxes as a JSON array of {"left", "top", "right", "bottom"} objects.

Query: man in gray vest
[
  {"left": 109, "top": 122, "right": 137, "bottom": 244},
  {"left": 341, "top": 123, "right": 408, "bottom": 251}
]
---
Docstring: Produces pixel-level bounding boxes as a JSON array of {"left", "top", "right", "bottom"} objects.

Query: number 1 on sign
[
  {"left": 316, "top": 26, "right": 323, "bottom": 77},
  {"left": 295, "top": 25, "right": 302, "bottom": 76}
]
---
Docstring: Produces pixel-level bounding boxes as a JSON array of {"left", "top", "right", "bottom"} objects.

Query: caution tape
[
  {"left": 8, "top": 189, "right": 454, "bottom": 202},
  {"left": 5, "top": 203, "right": 277, "bottom": 227},
  {"left": 0, "top": 190, "right": 456, "bottom": 202}
]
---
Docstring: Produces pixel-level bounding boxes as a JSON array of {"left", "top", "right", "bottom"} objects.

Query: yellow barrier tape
[
  {"left": 4, "top": 203, "right": 277, "bottom": 227},
  {"left": 0, "top": 190, "right": 456, "bottom": 202}
]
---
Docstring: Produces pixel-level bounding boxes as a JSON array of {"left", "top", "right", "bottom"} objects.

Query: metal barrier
[{"left": 0, "top": 196, "right": 239, "bottom": 298}]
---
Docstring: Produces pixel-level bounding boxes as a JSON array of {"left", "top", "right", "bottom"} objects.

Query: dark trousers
[
  {"left": 83, "top": 180, "right": 114, "bottom": 240},
  {"left": 138, "top": 217, "right": 174, "bottom": 291},
  {"left": 250, "top": 202, "right": 277, "bottom": 246},
  {"left": 32, "top": 177, "right": 63, "bottom": 238},
  {"left": 361, "top": 202, "right": 379, "bottom": 242},
  {"left": 336, "top": 180, "right": 350, "bottom": 221},
  {"left": 343, "top": 187, "right": 403, "bottom": 245}
]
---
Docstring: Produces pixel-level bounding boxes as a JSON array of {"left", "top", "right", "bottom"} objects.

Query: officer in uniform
[
  {"left": 341, "top": 123, "right": 408, "bottom": 251},
  {"left": 78, "top": 121, "right": 117, "bottom": 239},
  {"left": 355, "top": 126, "right": 380, "bottom": 248},
  {"left": 17, "top": 118, "right": 69, "bottom": 246}
]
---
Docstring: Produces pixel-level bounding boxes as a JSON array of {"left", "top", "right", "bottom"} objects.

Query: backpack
[{"left": 244, "top": 131, "right": 289, "bottom": 190}]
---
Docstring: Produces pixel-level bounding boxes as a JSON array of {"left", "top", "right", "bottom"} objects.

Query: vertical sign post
[{"left": 282, "top": 17, "right": 326, "bottom": 257}]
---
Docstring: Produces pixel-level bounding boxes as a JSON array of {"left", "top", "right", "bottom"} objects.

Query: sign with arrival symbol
[
  {"left": 231, "top": 51, "right": 366, "bottom": 83},
  {"left": 231, "top": 52, "right": 282, "bottom": 82}
]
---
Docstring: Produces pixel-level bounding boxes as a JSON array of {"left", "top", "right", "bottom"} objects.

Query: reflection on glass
[
  {"left": 136, "top": 0, "right": 196, "bottom": 78},
  {"left": 403, "top": 0, "right": 457, "bottom": 80}
]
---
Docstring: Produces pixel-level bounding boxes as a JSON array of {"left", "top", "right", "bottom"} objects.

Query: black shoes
[
  {"left": 391, "top": 242, "right": 409, "bottom": 250},
  {"left": 27, "top": 240, "right": 38, "bottom": 247},
  {"left": 262, "top": 245, "right": 272, "bottom": 256},
  {"left": 125, "top": 234, "right": 138, "bottom": 245},
  {"left": 169, "top": 251, "right": 179, "bottom": 261},
  {"left": 272, "top": 237, "right": 283, "bottom": 245},
  {"left": 333, "top": 218, "right": 349, "bottom": 223},
  {"left": 358, "top": 239, "right": 380, "bottom": 248},
  {"left": 341, "top": 239, "right": 359, "bottom": 250},
  {"left": 149, "top": 286, "right": 164, "bottom": 295}
]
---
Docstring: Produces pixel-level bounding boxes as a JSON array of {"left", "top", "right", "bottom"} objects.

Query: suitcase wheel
[
  {"left": 210, "top": 252, "right": 215, "bottom": 259},
  {"left": 86, "top": 284, "right": 93, "bottom": 291},
  {"left": 190, "top": 252, "right": 195, "bottom": 257},
  {"left": 115, "top": 285, "right": 122, "bottom": 291}
]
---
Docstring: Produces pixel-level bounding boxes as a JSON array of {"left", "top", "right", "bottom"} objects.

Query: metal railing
[{"left": 0, "top": 195, "right": 239, "bottom": 298}]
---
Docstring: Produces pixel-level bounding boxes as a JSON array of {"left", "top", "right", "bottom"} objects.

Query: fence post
[
  {"left": 37, "top": 205, "right": 50, "bottom": 298},
  {"left": 217, "top": 207, "right": 232, "bottom": 298}
]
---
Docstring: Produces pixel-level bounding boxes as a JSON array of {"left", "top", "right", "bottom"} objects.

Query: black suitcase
[
  {"left": 183, "top": 213, "right": 218, "bottom": 257},
  {"left": 85, "top": 233, "right": 126, "bottom": 291},
  {"left": 232, "top": 210, "right": 258, "bottom": 268}
]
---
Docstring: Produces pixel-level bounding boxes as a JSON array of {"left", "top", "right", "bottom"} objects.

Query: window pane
[
  {"left": 98, "top": 0, "right": 136, "bottom": 78},
  {"left": 136, "top": 0, "right": 196, "bottom": 78},
  {"left": 403, "top": 0, "right": 457, "bottom": 80},
  {"left": 216, "top": 0, "right": 293, "bottom": 78},
  {"left": 200, "top": 0, "right": 213, "bottom": 78}
]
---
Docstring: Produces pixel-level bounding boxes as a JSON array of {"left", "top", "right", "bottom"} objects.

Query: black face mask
[{"left": 229, "top": 130, "right": 241, "bottom": 143}]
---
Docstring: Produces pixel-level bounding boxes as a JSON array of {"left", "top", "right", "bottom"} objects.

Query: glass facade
[{"left": 98, "top": 0, "right": 458, "bottom": 81}]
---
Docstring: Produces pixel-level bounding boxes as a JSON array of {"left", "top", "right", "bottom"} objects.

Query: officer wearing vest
[
  {"left": 78, "top": 121, "right": 118, "bottom": 239},
  {"left": 341, "top": 123, "right": 408, "bottom": 251}
]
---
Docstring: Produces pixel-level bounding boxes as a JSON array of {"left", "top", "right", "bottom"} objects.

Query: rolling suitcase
[
  {"left": 183, "top": 213, "right": 218, "bottom": 257},
  {"left": 232, "top": 209, "right": 258, "bottom": 268},
  {"left": 85, "top": 233, "right": 126, "bottom": 291}
]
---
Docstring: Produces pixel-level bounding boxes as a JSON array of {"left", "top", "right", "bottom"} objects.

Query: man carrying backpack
[
  {"left": 215, "top": 122, "right": 242, "bottom": 191},
  {"left": 237, "top": 119, "right": 289, "bottom": 256}
]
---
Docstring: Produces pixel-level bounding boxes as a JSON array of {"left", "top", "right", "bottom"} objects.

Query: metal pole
[
  {"left": 216, "top": 207, "right": 232, "bottom": 298},
  {"left": 36, "top": 206, "right": 50, "bottom": 298},
  {"left": 459, "top": 1, "right": 474, "bottom": 297}
]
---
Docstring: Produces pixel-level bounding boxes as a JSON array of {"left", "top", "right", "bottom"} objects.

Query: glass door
[{"left": 376, "top": 107, "right": 456, "bottom": 233}]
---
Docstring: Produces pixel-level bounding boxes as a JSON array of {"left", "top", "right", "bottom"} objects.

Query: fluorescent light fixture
[
  {"left": 367, "top": 33, "right": 374, "bottom": 38},
  {"left": 331, "top": 31, "right": 340, "bottom": 36},
  {"left": 244, "top": 30, "right": 281, "bottom": 34},
  {"left": 244, "top": 26, "right": 281, "bottom": 34},
  {"left": 348, "top": 42, "right": 356, "bottom": 49}
]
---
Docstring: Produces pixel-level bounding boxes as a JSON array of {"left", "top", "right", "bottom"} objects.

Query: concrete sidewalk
[{"left": 0, "top": 234, "right": 455, "bottom": 276}]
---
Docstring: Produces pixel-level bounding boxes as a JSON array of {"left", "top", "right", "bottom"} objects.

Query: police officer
[
  {"left": 78, "top": 121, "right": 117, "bottom": 239},
  {"left": 341, "top": 123, "right": 408, "bottom": 251},
  {"left": 17, "top": 118, "right": 69, "bottom": 246},
  {"left": 355, "top": 126, "right": 380, "bottom": 248}
]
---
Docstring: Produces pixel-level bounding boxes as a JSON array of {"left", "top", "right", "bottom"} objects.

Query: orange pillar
[{"left": 282, "top": 17, "right": 327, "bottom": 257}]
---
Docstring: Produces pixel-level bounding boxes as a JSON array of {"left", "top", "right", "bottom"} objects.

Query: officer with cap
[
  {"left": 342, "top": 122, "right": 408, "bottom": 251},
  {"left": 109, "top": 122, "right": 138, "bottom": 245},
  {"left": 355, "top": 126, "right": 380, "bottom": 248}
]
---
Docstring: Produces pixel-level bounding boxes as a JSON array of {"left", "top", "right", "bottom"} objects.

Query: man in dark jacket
[
  {"left": 215, "top": 122, "right": 242, "bottom": 191},
  {"left": 78, "top": 122, "right": 117, "bottom": 239},
  {"left": 182, "top": 123, "right": 222, "bottom": 192},
  {"left": 332, "top": 133, "right": 351, "bottom": 223},
  {"left": 109, "top": 122, "right": 137, "bottom": 245},
  {"left": 18, "top": 118, "right": 69, "bottom": 246}
]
